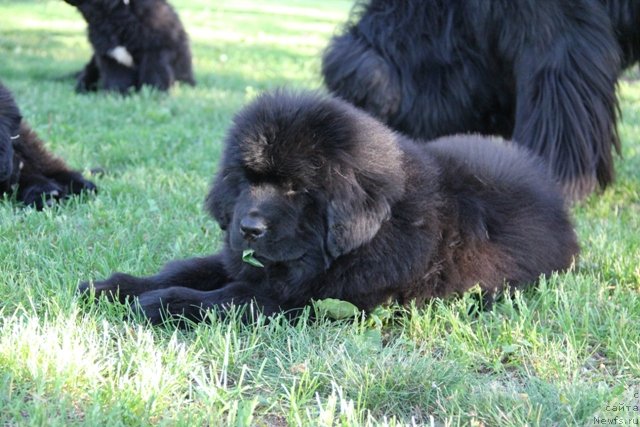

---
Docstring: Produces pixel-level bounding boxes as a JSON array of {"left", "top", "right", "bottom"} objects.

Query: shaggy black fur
[
  {"left": 0, "top": 82, "right": 96, "bottom": 209},
  {"left": 64, "top": 0, "right": 195, "bottom": 93},
  {"left": 604, "top": 0, "right": 640, "bottom": 69},
  {"left": 80, "top": 91, "right": 578, "bottom": 324},
  {"left": 322, "top": 0, "right": 637, "bottom": 200}
]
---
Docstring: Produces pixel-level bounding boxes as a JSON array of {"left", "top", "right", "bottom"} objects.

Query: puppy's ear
[
  {"left": 326, "top": 168, "right": 393, "bottom": 258},
  {"left": 324, "top": 107, "right": 406, "bottom": 258},
  {"left": 205, "top": 167, "right": 242, "bottom": 230}
]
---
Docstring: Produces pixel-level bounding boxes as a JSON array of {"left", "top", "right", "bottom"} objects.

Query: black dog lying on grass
[
  {"left": 64, "top": 0, "right": 195, "bottom": 93},
  {"left": 0, "top": 82, "right": 96, "bottom": 209},
  {"left": 81, "top": 91, "right": 579, "bottom": 324},
  {"left": 322, "top": 0, "right": 633, "bottom": 201}
]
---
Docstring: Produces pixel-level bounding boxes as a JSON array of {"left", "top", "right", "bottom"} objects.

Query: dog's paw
[
  {"left": 78, "top": 273, "right": 139, "bottom": 303},
  {"left": 18, "top": 180, "right": 66, "bottom": 210},
  {"left": 75, "top": 76, "right": 98, "bottom": 93},
  {"left": 137, "top": 288, "right": 207, "bottom": 326},
  {"left": 135, "top": 291, "right": 167, "bottom": 325},
  {"left": 47, "top": 170, "right": 97, "bottom": 196},
  {"left": 65, "top": 172, "right": 97, "bottom": 195},
  {"left": 77, "top": 281, "right": 91, "bottom": 296}
]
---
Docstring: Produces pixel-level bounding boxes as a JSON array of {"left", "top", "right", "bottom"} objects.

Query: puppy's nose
[{"left": 240, "top": 216, "right": 267, "bottom": 240}]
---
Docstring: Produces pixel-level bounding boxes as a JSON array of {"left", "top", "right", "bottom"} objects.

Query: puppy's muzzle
[{"left": 240, "top": 215, "right": 267, "bottom": 240}]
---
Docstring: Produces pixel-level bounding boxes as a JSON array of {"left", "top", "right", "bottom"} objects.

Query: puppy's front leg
[
  {"left": 96, "top": 55, "right": 137, "bottom": 93},
  {"left": 79, "top": 254, "right": 232, "bottom": 303},
  {"left": 137, "top": 51, "right": 174, "bottom": 91},
  {"left": 75, "top": 55, "right": 100, "bottom": 93},
  {"left": 136, "top": 282, "right": 282, "bottom": 325}
]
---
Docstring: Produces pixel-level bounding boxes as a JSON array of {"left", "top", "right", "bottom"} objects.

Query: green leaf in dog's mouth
[{"left": 242, "top": 249, "right": 265, "bottom": 268}]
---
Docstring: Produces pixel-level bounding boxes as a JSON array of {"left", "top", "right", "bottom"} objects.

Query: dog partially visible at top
[
  {"left": 323, "top": 0, "right": 640, "bottom": 201},
  {"left": 64, "top": 0, "right": 195, "bottom": 93}
]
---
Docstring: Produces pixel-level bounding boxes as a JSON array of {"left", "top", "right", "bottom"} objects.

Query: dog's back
[{"left": 420, "top": 134, "right": 578, "bottom": 292}]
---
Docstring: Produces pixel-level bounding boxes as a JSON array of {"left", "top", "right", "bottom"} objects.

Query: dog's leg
[
  {"left": 95, "top": 55, "right": 137, "bottom": 93},
  {"left": 512, "top": 24, "right": 621, "bottom": 200},
  {"left": 79, "top": 254, "right": 233, "bottom": 303},
  {"left": 14, "top": 123, "right": 97, "bottom": 199},
  {"left": 75, "top": 55, "right": 100, "bottom": 93},
  {"left": 45, "top": 170, "right": 96, "bottom": 195},
  {"left": 16, "top": 168, "right": 95, "bottom": 210},
  {"left": 137, "top": 51, "right": 175, "bottom": 91},
  {"left": 173, "top": 47, "right": 196, "bottom": 86},
  {"left": 16, "top": 170, "right": 94, "bottom": 209},
  {"left": 323, "top": 31, "right": 500, "bottom": 140},
  {"left": 16, "top": 172, "right": 65, "bottom": 210},
  {"left": 322, "top": 33, "right": 401, "bottom": 122},
  {"left": 135, "top": 282, "right": 281, "bottom": 325}
]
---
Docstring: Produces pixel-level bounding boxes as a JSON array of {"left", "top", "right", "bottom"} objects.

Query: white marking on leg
[
  {"left": 123, "top": 0, "right": 130, "bottom": 5},
  {"left": 108, "top": 46, "right": 134, "bottom": 68}
]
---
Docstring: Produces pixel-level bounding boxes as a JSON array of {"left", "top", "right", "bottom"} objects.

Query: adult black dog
[
  {"left": 81, "top": 91, "right": 578, "bottom": 324},
  {"left": 322, "top": 0, "right": 638, "bottom": 200},
  {"left": 64, "top": 0, "right": 195, "bottom": 93},
  {"left": 0, "top": 82, "right": 96, "bottom": 209}
]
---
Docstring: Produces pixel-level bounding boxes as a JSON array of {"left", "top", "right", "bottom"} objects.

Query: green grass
[{"left": 0, "top": 0, "right": 639, "bottom": 425}]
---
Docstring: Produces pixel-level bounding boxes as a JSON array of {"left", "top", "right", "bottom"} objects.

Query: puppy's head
[
  {"left": 0, "top": 84, "right": 22, "bottom": 183},
  {"left": 206, "top": 91, "right": 406, "bottom": 273}
]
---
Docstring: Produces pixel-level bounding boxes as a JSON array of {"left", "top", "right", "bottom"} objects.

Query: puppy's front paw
[
  {"left": 137, "top": 288, "right": 207, "bottom": 326},
  {"left": 75, "top": 75, "right": 98, "bottom": 93},
  {"left": 47, "top": 170, "right": 97, "bottom": 196},
  {"left": 78, "top": 273, "right": 141, "bottom": 303},
  {"left": 135, "top": 291, "right": 166, "bottom": 325},
  {"left": 18, "top": 180, "right": 65, "bottom": 210},
  {"left": 69, "top": 174, "right": 98, "bottom": 194},
  {"left": 77, "top": 281, "right": 92, "bottom": 296}
]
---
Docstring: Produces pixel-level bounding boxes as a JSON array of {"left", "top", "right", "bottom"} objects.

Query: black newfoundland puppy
[
  {"left": 82, "top": 91, "right": 578, "bottom": 324},
  {"left": 0, "top": 82, "right": 96, "bottom": 209},
  {"left": 322, "top": 0, "right": 639, "bottom": 200},
  {"left": 64, "top": 0, "right": 195, "bottom": 93}
]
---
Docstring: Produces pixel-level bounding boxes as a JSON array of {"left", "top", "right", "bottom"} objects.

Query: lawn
[{"left": 0, "top": 0, "right": 639, "bottom": 425}]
